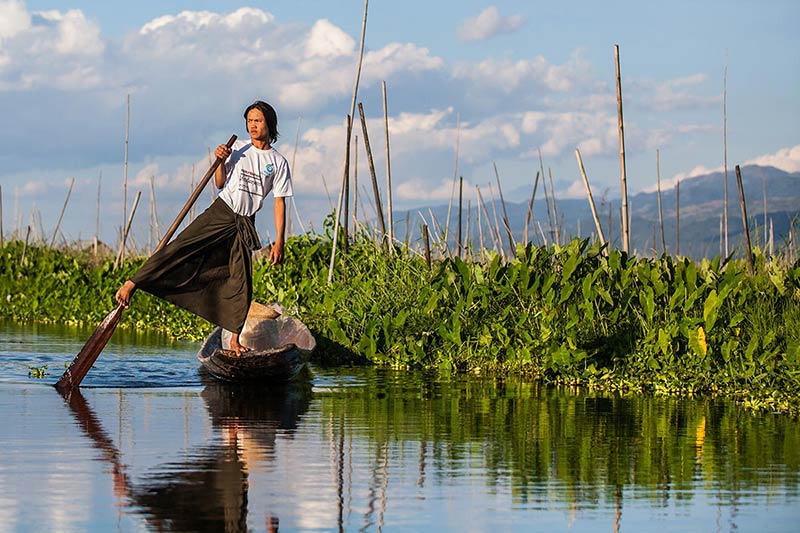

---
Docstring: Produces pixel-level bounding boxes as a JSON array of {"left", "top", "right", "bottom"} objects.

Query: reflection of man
[{"left": 114, "top": 100, "right": 293, "bottom": 356}]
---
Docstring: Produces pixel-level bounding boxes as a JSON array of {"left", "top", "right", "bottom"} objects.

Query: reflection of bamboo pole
[
  {"left": 50, "top": 178, "right": 75, "bottom": 248},
  {"left": 114, "top": 190, "right": 141, "bottom": 270},
  {"left": 358, "top": 103, "right": 387, "bottom": 244},
  {"left": 382, "top": 81, "right": 394, "bottom": 251},
  {"left": 575, "top": 149, "right": 607, "bottom": 253},
  {"left": 735, "top": 165, "right": 755, "bottom": 274},
  {"left": 614, "top": 45, "right": 630, "bottom": 253}
]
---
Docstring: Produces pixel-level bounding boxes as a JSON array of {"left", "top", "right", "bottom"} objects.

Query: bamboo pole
[
  {"left": 735, "top": 165, "right": 755, "bottom": 275},
  {"left": 321, "top": 173, "right": 334, "bottom": 212},
  {"left": 492, "top": 162, "right": 516, "bottom": 253},
  {"left": 523, "top": 171, "right": 540, "bottom": 246},
  {"left": 656, "top": 149, "right": 666, "bottom": 254},
  {"left": 382, "top": 81, "right": 394, "bottom": 251},
  {"left": 122, "top": 94, "right": 130, "bottom": 263},
  {"left": 465, "top": 200, "right": 471, "bottom": 259},
  {"left": 0, "top": 185, "right": 3, "bottom": 247},
  {"left": 575, "top": 148, "right": 607, "bottom": 253},
  {"left": 94, "top": 172, "right": 102, "bottom": 258},
  {"left": 404, "top": 210, "right": 409, "bottom": 249},
  {"left": 422, "top": 223, "right": 431, "bottom": 269},
  {"left": 207, "top": 147, "right": 216, "bottom": 204},
  {"left": 723, "top": 51, "right": 729, "bottom": 257},
  {"left": 289, "top": 116, "right": 302, "bottom": 238},
  {"left": 148, "top": 175, "right": 155, "bottom": 254},
  {"left": 477, "top": 199, "right": 484, "bottom": 255},
  {"left": 327, "top": 116, "right": 352, "bottom": 286},
  {"left": 676, "top": 180, "right": 681, "bottom": 256},
  {"left": 444, "top": 113, "right": 461, "bottom": 245},
  {"left": 20, "top": 226, "right": 30, "bottom": 265},
  {"left": 538, "top": 149, "right": 554, "bottom": 244},
  {"left": 13, "top": 187, "right": 18, "bottom": 240},
  {"left": 50, "top": 178, "right": 75, "bottom": 248},
  {"left": 114, "top": 191, "right": 141, "bottom": 270},
  {"left": 358, "top": 102, "right": 387, "bottom": 243},
  {"left": 343, "top": 116, "right": 352, "bottom": 254},
  {"left": 548, "top": 167, "right": 560, "bottom": 246},
  {"left": 487, "top": 183, "right": 507, "bottom": 260},
  {"left": 614, "top": 45, "right": 630, "bottom": 253},
  {"left": 353, "top": 135, "right": 359, "bottom": 227},
  {"left": 189, "top": 164, "right": 196, "bottom": 223},
  {"left": 456, "top": 176, "right": 463, "bottom": 258},
  {"left": 476, "top": 186, "right": 501, "bottom": 256},
  {"left": 762, "top": 170, "right": 768, "bottom": 246}
]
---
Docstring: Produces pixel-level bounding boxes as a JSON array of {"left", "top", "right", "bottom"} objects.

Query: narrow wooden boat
[{"left": 197, "top": 305, "right": 315, "bottom": 383}]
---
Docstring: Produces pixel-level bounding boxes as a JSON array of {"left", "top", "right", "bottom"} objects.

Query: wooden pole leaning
[{"left": 55, "top": 135, "right": 237, "bottom": 394}]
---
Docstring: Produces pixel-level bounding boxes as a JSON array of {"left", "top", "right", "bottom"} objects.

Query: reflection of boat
[{"left": 197, "top": 304, "right": 316, "bottom": 383}]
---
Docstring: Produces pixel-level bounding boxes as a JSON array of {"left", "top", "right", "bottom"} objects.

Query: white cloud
[
  {"left": 520, "top": 111, "right": 618, "bottom": 158},
  {"left": 305, "top": 19, "right": 354, "bottom": 58},
  {"left": 0, "top": 4, "right": 105, "bottom": 91},
  {"left": 457, "top": 6, "right": 526, "bottom": 42},
  {"left": 452, "top": 51, "right": 591, "bottom": 94},
  {"left": 0, "top": 0, "right": 31, "bottom": 39},
  {"left": 744, "top": 144, "right": 800, "bottom": 173}
]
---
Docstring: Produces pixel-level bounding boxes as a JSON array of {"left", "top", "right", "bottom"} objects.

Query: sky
[{"left": 0, "top": 0, "right": 798, "bottom": 246}]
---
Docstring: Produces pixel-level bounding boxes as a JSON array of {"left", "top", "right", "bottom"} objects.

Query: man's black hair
[{"left": 244, "top": 101, "right": 279, "bottom": 144}]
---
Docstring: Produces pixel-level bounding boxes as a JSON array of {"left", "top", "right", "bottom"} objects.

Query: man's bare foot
[
  {"left": 229, "top": 333, "right": 250, "bottom": 356},
  {"left": 115, "top": 280, "right": 136, "bottom": 308}
]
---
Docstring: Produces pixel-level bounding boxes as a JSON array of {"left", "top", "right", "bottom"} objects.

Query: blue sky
[{"left": 1, "top": 0, "right": 798, "bottom": 245}]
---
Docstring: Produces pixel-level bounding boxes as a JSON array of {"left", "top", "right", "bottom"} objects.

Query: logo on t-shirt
[
  {"left": 238, "top": 169, "right": 266, "bottom": 197},
  {"left": 264, "top": 163, "right": 275, "bottom": 177}
]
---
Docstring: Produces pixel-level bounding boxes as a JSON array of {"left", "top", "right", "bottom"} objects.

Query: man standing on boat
[{"left": 114, "top": 101, "right": 293, "bottom": 355}]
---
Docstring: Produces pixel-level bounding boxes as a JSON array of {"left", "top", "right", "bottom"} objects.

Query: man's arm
[
  {"left": 270, "top": 196, "right": 286, "bottom": 265},
  {"left": 214, "top": 144, "right": 232, "bottom": 188}
]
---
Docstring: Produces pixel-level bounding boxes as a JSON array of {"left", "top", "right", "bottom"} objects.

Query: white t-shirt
[{"left": 218, "top": 139, "right": 293, "bottom": 216}]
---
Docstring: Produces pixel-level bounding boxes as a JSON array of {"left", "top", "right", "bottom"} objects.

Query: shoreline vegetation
[{"left": 2, "top": 226, "right": 798, "bottom": 416}]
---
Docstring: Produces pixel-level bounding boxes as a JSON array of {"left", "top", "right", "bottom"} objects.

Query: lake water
[{"left": 1, "top": 320, "right": 798, "bottom": 532}]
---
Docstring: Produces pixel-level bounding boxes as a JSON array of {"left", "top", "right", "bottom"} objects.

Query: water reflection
[
  {"left": 63, "top": 375, "right": 311, "bottom": 532},
  {"left": 10, "top": 364, "right": 798, "bottom": 531}
]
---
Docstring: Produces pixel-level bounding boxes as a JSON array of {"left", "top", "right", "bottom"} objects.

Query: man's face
[{"left": 246, "top": 108, "right": 270, "bottom": 144}]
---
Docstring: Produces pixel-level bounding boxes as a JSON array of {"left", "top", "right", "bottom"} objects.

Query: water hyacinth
[{"left": 1, "top": 233, "right": 799, "bottom": 414}]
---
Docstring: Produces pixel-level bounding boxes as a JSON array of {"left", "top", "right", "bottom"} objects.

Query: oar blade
[{"left": 55, "top": 305, "right": 124, "bottom": 394}]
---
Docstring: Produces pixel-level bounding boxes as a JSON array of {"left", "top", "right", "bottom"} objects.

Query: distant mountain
[{"left": 390, "top": 165, "right": 800, "bottom": 259}]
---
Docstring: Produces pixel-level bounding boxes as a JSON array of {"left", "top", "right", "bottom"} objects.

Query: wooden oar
[{"left": 55, "top": 135, "right": 237, "bottom": 394}]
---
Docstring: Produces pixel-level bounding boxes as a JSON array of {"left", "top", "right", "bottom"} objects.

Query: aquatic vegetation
[
  {"left": 28, "top": 365, "right": 47, "bottom": 378},
  {"left": 1, "top": 233, "right": 799, "bottom": 414}
]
